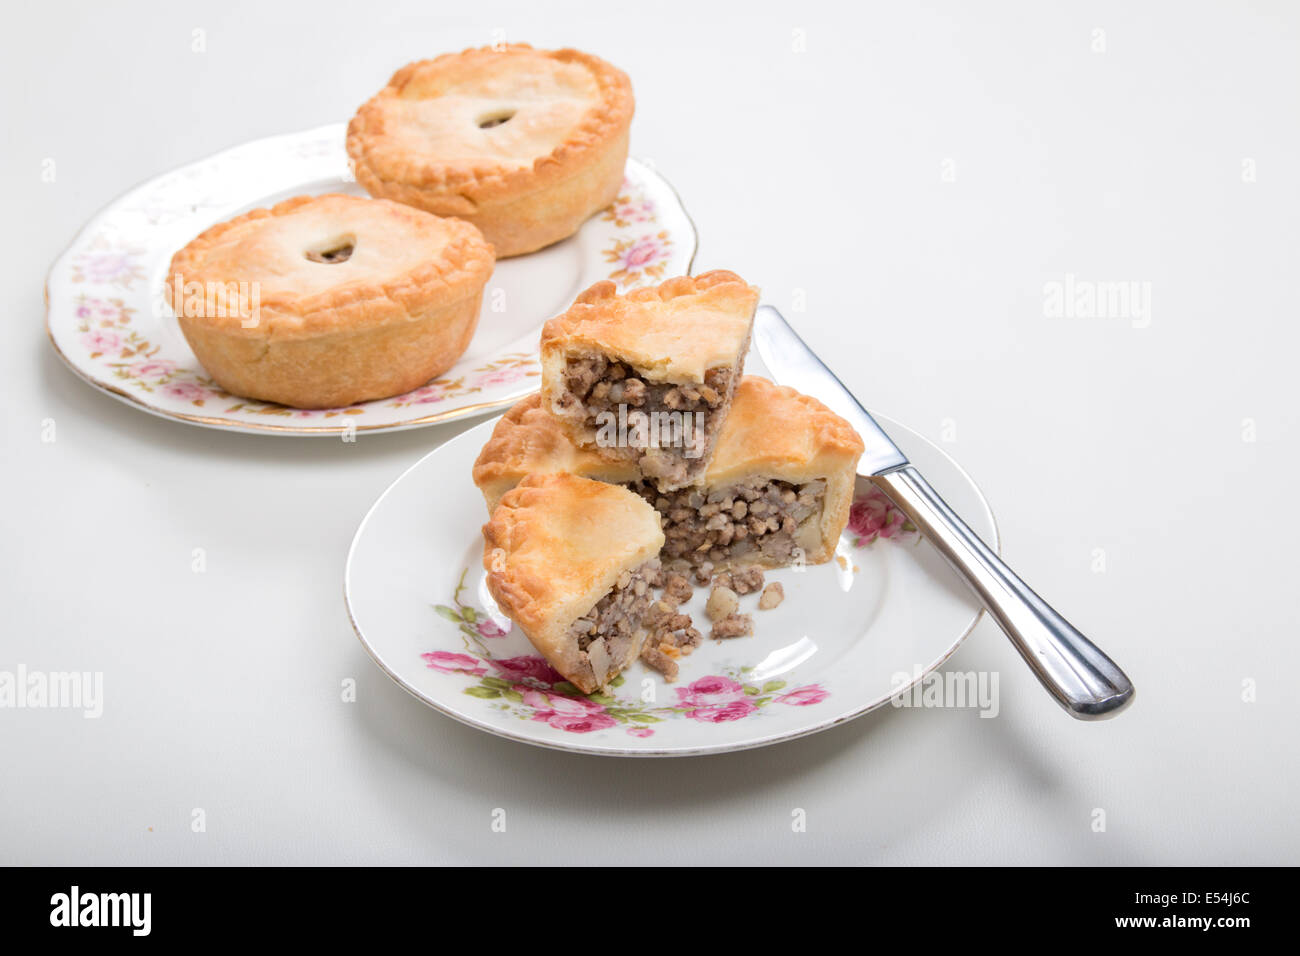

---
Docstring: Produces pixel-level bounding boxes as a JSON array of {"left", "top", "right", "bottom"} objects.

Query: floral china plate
[
  {"left": 344, "top": 407, "right": 998, "bottom": 756},
  {"left": 45, "top": 124, "right": 696, "bottom": 435}
]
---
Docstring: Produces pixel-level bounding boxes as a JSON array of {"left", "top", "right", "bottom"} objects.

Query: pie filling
[
  {"left": 568, "top": 557, "right": 661, "bottom": 687},
  {"left": 304, "top": 236, "right": 356, "bottom": 264},
  {"left": 477, "top": 109, "right": 516, "bottom": 129},
  {"left": 556, "top": 354, "right": 734, "bottom": 487},
  {"left": 633, "top": 478, "right": 827, "bottom": 569}
]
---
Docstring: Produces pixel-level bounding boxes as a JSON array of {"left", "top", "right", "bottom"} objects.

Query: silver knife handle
[{"left": 871, "top": 466, "right": 1135, "bottom": 720}]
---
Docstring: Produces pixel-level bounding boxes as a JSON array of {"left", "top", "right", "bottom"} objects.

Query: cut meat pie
[
  {"left": 347, "top": 44, "right": 634, "bottom": 258},
  {"left": 540, "top": 271, "right": 759, "bottom": 492},
  {"left": 483, "top": 473, "right": 665, "bottom": 694},
  {"left": 166, "top": 193, "right": 493, "bottom": 409},
  {"left": 475, "top": 376, "right": 865, "bottom": 568}
]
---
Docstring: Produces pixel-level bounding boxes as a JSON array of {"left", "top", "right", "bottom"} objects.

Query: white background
[{"left": 3, "top": 0, "right": 1297, "bottom": 864}]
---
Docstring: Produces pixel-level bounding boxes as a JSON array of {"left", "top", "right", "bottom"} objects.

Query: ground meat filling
[
  {"left": 568, "top": 558, "right": 661, "bottom": 688},
  {"left": 634, "top": 478, "right": 826, "bottom": 569},
  {"left": 639, "top": 602, "right": 703, "bottom": 683},
  {"left": 557, "top": 354, "right": 733, "bottom": 487}
]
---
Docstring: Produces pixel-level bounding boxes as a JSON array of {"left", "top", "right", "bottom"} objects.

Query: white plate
[
  {"left": 44, "top": 123, "right": 697, "bottom": 435},
  {"left": 345, "top": 406, "right": 998, "bottom": 756}
]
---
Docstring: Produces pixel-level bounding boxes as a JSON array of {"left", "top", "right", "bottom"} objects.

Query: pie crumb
[
  {"left": 662, "top": 572, "right": 693, "bottom": 605},
  {"left": 704, "top": 586, "right": 740, "bottom": 622},
  {"left": 640, "top": 643, "right": 679, "bottom": 681},
  {"left": 717, "top": 567, "right": 764, "bottom": 595},
  {"left": 757, "top": 582, "right": 785, "bottom": 610},
  {"left": 711, "top": 612, "right": 754, "bottom": 640}
]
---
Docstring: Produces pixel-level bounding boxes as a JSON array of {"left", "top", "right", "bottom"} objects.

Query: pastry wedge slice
[
  {"left": 472, "top": 391, "right": 641, "bottom": 513},
  {"left": 483, "top": 473, "right": 665, "bottom": 694},
  {"left": 540, "top": 271, "right": 759, "bottom": 491},
  {"left": 474, "top": 376, "right": 865, "bottom": 569}
]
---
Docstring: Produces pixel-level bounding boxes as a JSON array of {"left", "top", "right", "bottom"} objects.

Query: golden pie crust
[
  {"left": 540, "top": 271, "right": 759, "bottom": 387},
  {"left": 347, "top": 44, "right": 634, "bottom": 258},
  {"left": 472, "top": 391, "right": 641, "bottom": 512},
  {"left": 474, "top": 376, "right": 865, "bottom": 564},
  {"left": 166, "top": 193, "right": 494, "bottom": 409},
  {"left": 483, "top": 473, "right": 665, "bottom": 693}
]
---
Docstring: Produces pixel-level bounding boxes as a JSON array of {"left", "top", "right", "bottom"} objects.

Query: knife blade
[
  {"left": 751, "top": 304, "right": 1135, "bottom": 720},
  {"left": 750, "top": 306, "right": 908, "bottom": 476}
]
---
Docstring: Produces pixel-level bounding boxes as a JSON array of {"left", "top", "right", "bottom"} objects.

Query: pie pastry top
[
  {"left": 167, "top": 193, "right": 493, "bottom": 338},
  {"left": 706, "top": 376, "right": 865, "bottom": 488},
  {"left": 483, "top": 473, "right": 665, "bottom": 685},
  {"left": 539, "top": 271, "right": 759, "bottom": 386},
  {"left": 347, "top": 44, "right": 634, "bottom": 257}
]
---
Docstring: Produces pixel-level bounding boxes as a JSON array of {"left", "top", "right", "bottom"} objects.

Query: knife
[{"left": 752, "top": 305, "right": 1135, "bottom": 719}]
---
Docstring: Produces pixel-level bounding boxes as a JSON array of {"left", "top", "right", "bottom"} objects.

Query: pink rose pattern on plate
[
  {"left": 72, "top": 294, "right": 227, "bottom": 406},
  {"left": 70, "top": 237, "right": 146, "bottom": 288},
  {"left": 423, "top": 570, "right": 831, "bottom": 737},
  {"left": 603, "top": 231, "right": 673, "bottom": 287},
  {"left": 420, "top": 651, "right": 488, "bottom": 677},
  {"left": 602, "top": 185, "right": 657, "bottom": 228},
  {"left": 849, "top": 485, "right": 918, "bottom": 546},
  {"left": 385, "top": 353, "right": 540, "bottom": 409}
]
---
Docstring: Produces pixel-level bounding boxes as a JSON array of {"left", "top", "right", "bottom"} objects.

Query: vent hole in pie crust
[
  {"left": 477, "top": 109, "right": 516, "bottom": 129},
  {"left": 304, "top": 241, "right": 355, "bottom": 264}
]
